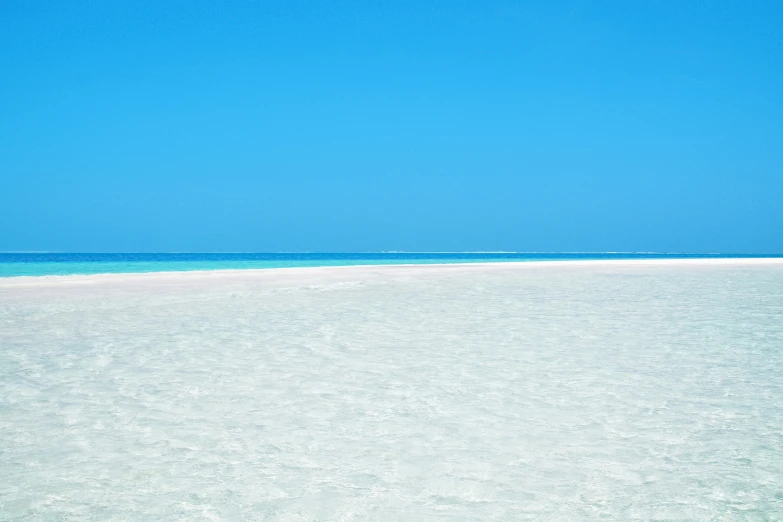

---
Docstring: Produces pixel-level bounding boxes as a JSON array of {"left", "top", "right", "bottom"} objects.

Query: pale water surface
[{"left": 1, "top": 262, "right": 782, "bottom": 520}]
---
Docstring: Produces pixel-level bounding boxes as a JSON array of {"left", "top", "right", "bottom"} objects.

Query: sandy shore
[
  {"left": 2, "top": 257, "right": 782, "bottom": 288},
  {"left": 2, "top": 257, "right": 782, "bottom": 518}
]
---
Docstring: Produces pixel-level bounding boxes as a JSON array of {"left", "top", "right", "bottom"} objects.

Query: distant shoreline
[{"left": 2, "top": 257, "right": 782, "bottom": 287}]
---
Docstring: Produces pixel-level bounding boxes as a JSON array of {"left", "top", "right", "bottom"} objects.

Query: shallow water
[
  {"left": 1, "top": 263, "right": 782, "bottom": 520},
  {"left": 1, "top": 252, "right": 777, "bottom": 277}
]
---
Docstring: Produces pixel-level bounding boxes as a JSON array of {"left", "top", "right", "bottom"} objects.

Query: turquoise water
[{"left": 1, "top": 252, "right": 780, "bottom": 277}]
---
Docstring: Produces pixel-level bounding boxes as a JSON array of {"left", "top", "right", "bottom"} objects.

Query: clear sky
[{"left": 1, "top": 1, "right": 781, "bottom": 253}]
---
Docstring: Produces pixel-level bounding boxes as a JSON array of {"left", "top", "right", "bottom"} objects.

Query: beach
[{"left": 2, "top": 259, "right": 782, "bottom": 519}]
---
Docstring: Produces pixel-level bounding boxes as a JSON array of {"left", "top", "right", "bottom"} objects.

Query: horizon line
[{"left": 2, "top": 251, "right": 782, "bottom": 255}]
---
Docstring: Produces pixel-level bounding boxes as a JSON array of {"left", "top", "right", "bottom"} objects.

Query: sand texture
[{"left": 1, "top": 260, "right": 783, "bottom": 519}]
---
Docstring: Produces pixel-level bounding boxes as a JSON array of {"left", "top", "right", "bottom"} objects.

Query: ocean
[{"left": 0, "top": 251, "right": 780, "bottom": 277}]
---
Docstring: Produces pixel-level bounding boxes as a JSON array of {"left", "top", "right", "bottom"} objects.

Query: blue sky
[{"left": 1, "top": 1, "right": 781, "bottom": 252}]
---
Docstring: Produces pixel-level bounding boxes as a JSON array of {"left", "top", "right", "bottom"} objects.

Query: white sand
[{"left": 2, "top": 259, "right": 782, "bottom": 519}]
